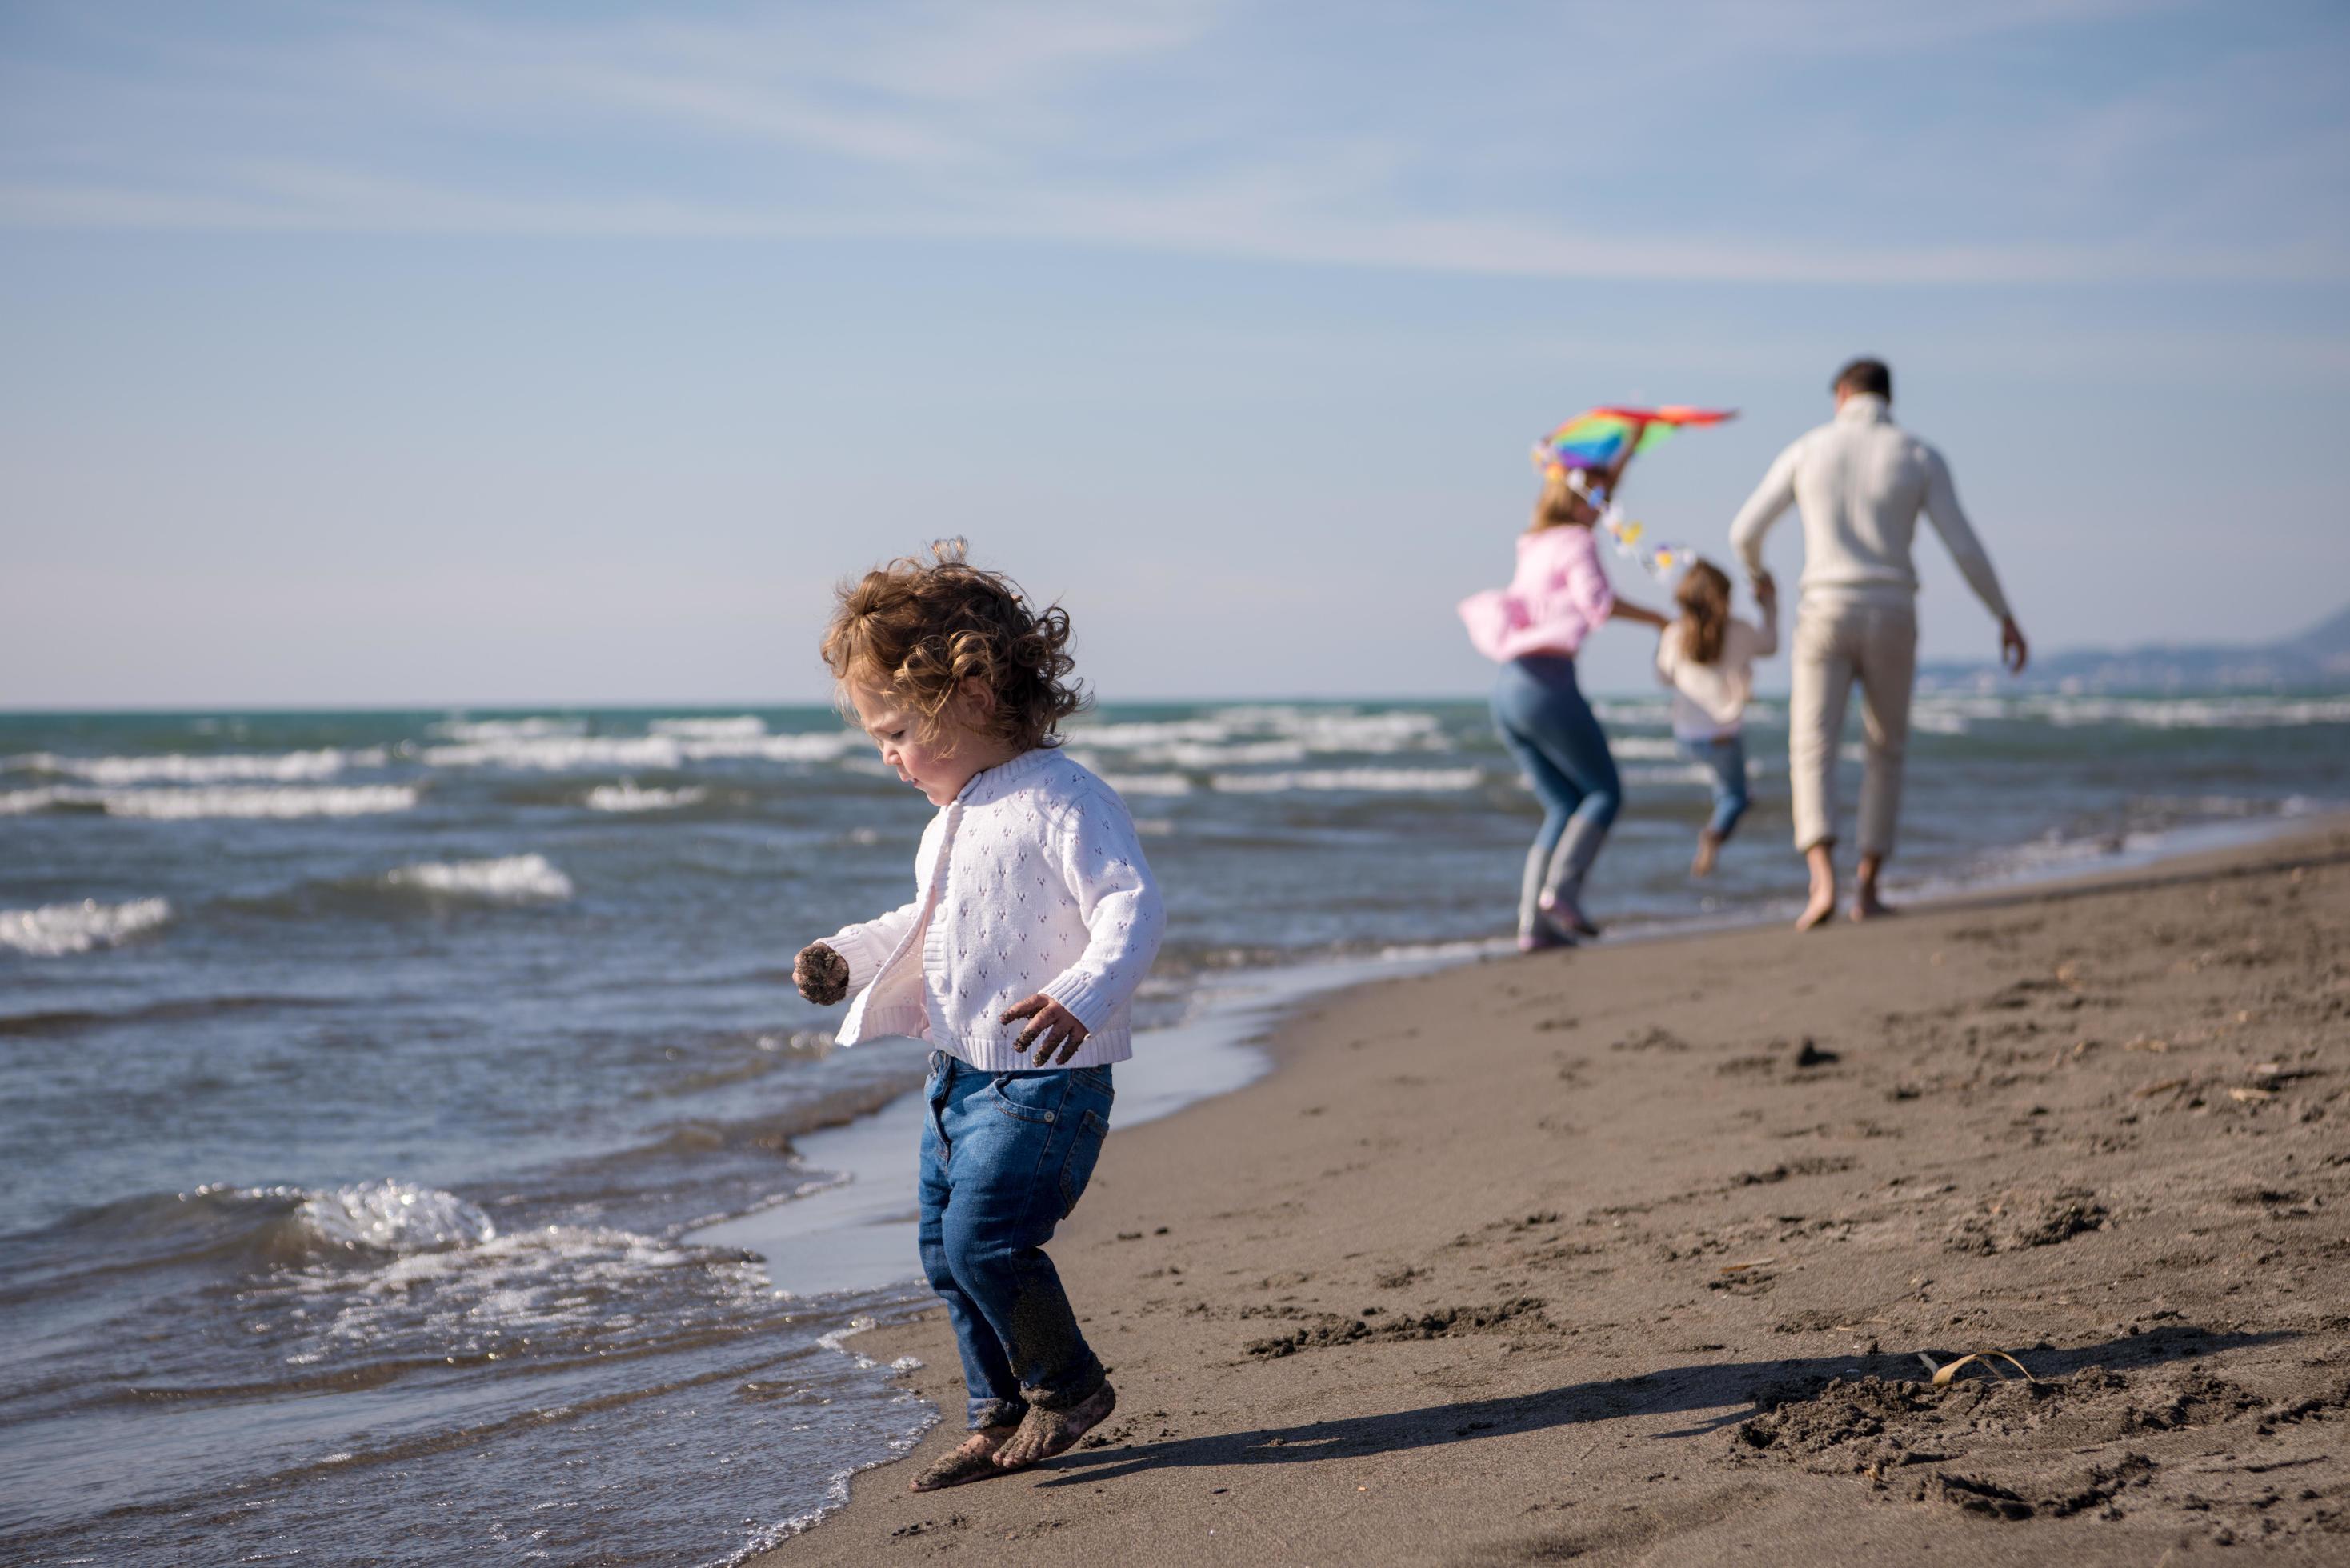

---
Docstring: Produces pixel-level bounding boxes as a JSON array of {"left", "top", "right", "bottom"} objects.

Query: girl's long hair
[{"left": 1674, "top": 558, "right": 1733, "bottom": 666}]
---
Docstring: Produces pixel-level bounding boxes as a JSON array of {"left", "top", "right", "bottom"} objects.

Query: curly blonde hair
[{"left": 819, "top": 540, "right": 1088, "bottom": 753}]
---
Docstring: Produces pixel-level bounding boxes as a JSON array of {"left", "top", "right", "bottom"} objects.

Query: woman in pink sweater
[{"left": 1461, "top": 462, "right": 1668, "bottom": 948}]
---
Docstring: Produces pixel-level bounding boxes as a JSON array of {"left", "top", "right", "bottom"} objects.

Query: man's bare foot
[
  {"left": 994, "top": 1382, "right": 1115, "bottom": 1470},
  {"left": 1796, "top": 845, "right": 1837, "bottom": 931},
  {"left": 909, "top": 1425, "right": 1019, "bottom": 1492},
  {"left": 1850, "top": 888, "right": 1897, "bottom": 922},
  {"left": 1690, "top": 832, "right": 1721, "bottom": 878}
]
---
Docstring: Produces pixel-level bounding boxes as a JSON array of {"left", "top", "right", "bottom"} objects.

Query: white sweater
[
  {"left": 1655, "top": 605, "right": 1779, "bottom": 740},
  {"left": 1729, "top": 394, "right": 2013, "bottom": 622},
  {"left": 820, "top": 748, "right": 1163, "bottom": 1070}
]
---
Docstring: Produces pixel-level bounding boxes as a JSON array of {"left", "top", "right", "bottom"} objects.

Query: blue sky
[{"left": 3, "top": 0, "right": 2346, "bottom": 706}]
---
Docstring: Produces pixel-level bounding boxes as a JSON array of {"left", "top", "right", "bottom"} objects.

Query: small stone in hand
[{"left": 795, "top": 942, "right": 850, "bottom": 1006}]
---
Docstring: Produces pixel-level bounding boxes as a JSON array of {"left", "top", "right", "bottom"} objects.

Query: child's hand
[
  {"left": 1002, "top": 995, "right": 1089, "bottom": 1065},
  {"left": 794, "top": 942, "right": 850, "bottom": 1006}
]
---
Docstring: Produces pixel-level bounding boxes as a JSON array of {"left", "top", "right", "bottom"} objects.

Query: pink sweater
[{"left": 1459, "top": 525, "right": 1615, "bottom": 662}]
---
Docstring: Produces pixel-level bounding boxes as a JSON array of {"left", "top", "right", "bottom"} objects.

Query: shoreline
[
  {"left": 700, "top": 805, "right": 2334, "bottom": 1303},
  {"left": 747, "top": 827, "right": 2350, "bottom": 1561}
]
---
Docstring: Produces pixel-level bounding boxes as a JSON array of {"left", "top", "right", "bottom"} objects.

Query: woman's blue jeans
[
  {"left": 1679, "top": 733, "right": 1751, "bottom": 840},
  {"left": 1491, "top": 655, "right": 1622, "bottom": 837},
  {"left": 1491, "top": 655, "right": 1623, "bottom": 938},
  {"left": 918, "top": 1052, "right": 1114, "bottom": 1430}
]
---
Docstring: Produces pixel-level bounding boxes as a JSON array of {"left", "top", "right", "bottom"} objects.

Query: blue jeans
[
  {"left": 1679, "top": 733, "right": 1751, "bottom": 840},
  {"left": 1491, "top": 654, "right": 1623, "bottom": 849},
  {"left": 918, "top": 1052, "right": 1114, "bottom": 1430}
]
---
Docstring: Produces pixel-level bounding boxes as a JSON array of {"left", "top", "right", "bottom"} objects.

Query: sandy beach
[{"left": 757, "top": 821, "right": 2350, "bottom": 1566}]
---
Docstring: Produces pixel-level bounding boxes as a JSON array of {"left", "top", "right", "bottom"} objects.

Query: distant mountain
[{"left": 1919, "top": 604, "right": 2350, "bottom": 692}]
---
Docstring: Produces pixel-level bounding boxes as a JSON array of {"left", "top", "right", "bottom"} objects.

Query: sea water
[{"left": 2, "top": 694, "right": 2343, "bottom": 1564}]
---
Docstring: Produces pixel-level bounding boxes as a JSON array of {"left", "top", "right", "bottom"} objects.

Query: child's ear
[{"left": 955, "top": 675, "right": 997, "bottom": 718}]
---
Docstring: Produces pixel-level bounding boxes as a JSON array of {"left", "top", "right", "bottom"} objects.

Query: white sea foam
[
  {"left": 1064, "top": 718, "right": 1239, "bottom": 749},
  {"left": 647, "top": 715, "right": 766, "bottom": 740},
  {"left": 427, "top": 716, "right": 589, "bottom": 742},
  {"left": 297, "top": 1179, "right": 498, "bottom": 1254},
  {"left": 1902, "top": 694, "right": 2350, "bottom": 732},
  {"left": 0, "top": 897, "right": 173, "bottom": 957},
  {"left": 96, "top": 785, "right": 421, "bottom": 820},
  {"left": 2022, "top": 694, "right": 2350, "bottom": 729},
  {"left": 422, "top": 731, "right": 851, "bottom": 771},
  {"left": 692, "top": 733, "right": 858, "bottom": 763},
  {"left": 1096, "top": 771, "right": 1195, "bottom": 798},
  {"left": 1213, "top": 705, "right": 1446, "bottom": 754},
  {"left": 1210, "top": 766, "right": 1484, "bottom": 794},
  {"left": 0, "top": 788, "right": 66, "bottom": 815},
  {"left": 1067, "top": 706, "right": 1447, "bottom": 765},
  {"left": 815, "top": 1314, "right": 883, "bottom": 1369},
  {"left": 1592, "top": 698, "right": 1675, "bottom": 726},
  {"left": 6, "top": 747, "right": 387, "bottom": 784},
  {"left": 1621, "top": 763, "right": 1721, "bottom": 786},
  {"left": 585, "top": 782, "right": 708, "bottom": 813},
  {"left": 423, "top": 735, "right": 686, "bottom": 770},
  {"left": 387, "top": 854, "right": 574, "bottom": 901},
  {"left": 1135, "top": 740, "right": 1312, "bottom": 768}
]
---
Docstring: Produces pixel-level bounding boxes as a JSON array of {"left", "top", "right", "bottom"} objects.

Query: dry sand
[{"left": 754, "top": 823, "right": 2350, "bottom": 1566}]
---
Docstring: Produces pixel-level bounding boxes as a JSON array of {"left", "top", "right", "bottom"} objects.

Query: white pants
[{"left": 1788, "top": 600, "right": 1916, "bottom": 857}]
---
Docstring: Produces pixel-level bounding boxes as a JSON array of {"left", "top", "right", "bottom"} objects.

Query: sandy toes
[
  {"left": 907, "top": 1426, "right": 1019, "bottom": 1492},
  {"left": 994, "top": 1382, "right": 1116, "bottom": 1470}
]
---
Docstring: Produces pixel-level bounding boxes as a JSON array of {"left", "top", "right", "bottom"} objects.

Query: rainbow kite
[
  {"left": 1531, "top": 405, "right": 1735, "bottom": 479},
  {"left": 1529, "top": 404, "right": 1735, "bottom": 582}
]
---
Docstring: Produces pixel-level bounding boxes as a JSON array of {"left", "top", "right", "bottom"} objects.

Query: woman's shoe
[{"left": 1538, "top": 893, "right": 1601, "bottom": 940}]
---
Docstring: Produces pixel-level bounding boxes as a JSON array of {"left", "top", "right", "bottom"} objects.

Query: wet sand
[{"left": 753, "top": 822, "right": 2350, "bottom": 1565}]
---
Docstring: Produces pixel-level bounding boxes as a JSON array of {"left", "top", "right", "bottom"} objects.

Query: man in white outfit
[{"left": 1729, "top": 358, "right": 2028, "bottom": 930}]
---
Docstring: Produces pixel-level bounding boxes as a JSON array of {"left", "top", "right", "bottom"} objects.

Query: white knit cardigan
[{"left": 819, "top": 748, "right": 1164, "bottom": 1070}]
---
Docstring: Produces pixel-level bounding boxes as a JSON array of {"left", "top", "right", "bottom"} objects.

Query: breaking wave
[
  {"left": 295, "top": 1179, "right": 499, "bottom": 1254},
  {"left": 647, "top": 715, "right": 766, "bottom": 740},
  {"left": 426, "top": 716, "right": 587, "bottom": 742},
  {"left": 1209, "top": 766, "right": 1486, "bottom": 794},
  {"left": 0, "top": 898, "right": 174, "bottom": 958},
  {"left": 1096, "top": 771, "right": 1195, "bottom": 798},
  {"left": 385, "top": 854, "right": 574, "bottom": 902},
  {"left": 0, "top": 785, "right": 420, "bottom": 819},
  {"left": 585, "top": 782, "right": 708, "bottom": 813},
  {"left": 5, "top": 748, "right": 386, "bottom": 784},
  {"left": 1066, "top": 706, "right": 1448, "bottom": 770},
  {"left": 421, "top": 732, "right": 851, "bottom": 771}
]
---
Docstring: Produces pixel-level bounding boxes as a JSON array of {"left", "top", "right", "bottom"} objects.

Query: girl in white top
[
  {"left": 1654, "top": 559, "right": 1779, "bottom": 876},
  {"left": 792, "top": 543, "right": 1160, "bottom": 1489}
]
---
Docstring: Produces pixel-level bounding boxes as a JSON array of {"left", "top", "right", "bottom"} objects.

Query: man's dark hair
[{"left": 1833, "top": 358, "right": 1892, "bottom": 400}]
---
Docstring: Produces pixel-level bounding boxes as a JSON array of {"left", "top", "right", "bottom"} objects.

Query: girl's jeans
[
  {"left": 918, "top": 1052, "right": 1114, "bottom": 1430},
  {"left": 1678, "top": 732, "right": 1751, "bottom": 840}
]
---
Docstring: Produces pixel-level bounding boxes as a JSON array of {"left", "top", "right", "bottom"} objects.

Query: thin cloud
[{"left": 0, "top": 0, "right": 2343, "bottom": 284}]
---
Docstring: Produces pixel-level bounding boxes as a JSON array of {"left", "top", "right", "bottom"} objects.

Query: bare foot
[
  {"left": 909, "top": 1425, "right": 1019, "bottom": 1492},
  {"left": 1850, "top": 888, "right": 1898, "bottom": 922},
  {"left": 994, "top": 1382, "right": 1115, "bottom": 1470},
  {"left": 1690, "top": 832, "right": 1721, "bottom": 878},
  {"left": 1795, "top": 883, "right": 1837, "bottom": 931}
]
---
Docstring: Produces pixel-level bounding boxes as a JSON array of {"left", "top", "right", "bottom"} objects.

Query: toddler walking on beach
[
  {"left": 792, "top": 544, "right": 1163, "bottom": 1491},
  {"left": 1654, "top": 559, "right": 1778, "bottom": 877}
]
